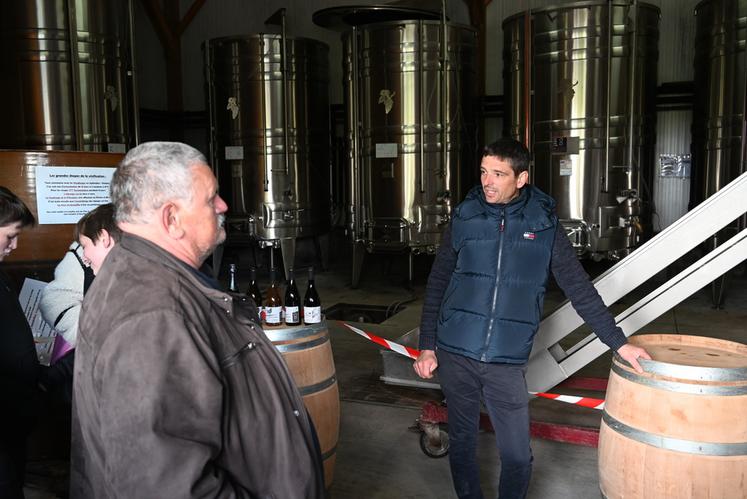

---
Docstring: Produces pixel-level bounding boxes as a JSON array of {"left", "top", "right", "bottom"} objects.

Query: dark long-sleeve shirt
[{"left": 418, "top": 223, "right": 628, "bottom": 354}]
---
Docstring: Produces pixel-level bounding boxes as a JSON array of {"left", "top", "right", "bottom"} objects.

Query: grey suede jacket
[{"left": 71, "top": 233, "right": 324, "bottom": 499}]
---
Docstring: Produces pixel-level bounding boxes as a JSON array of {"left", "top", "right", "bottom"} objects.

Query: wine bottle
[
  {"left": 246, "top": 267, "right": 263, "bottom": 313},
  {"left": 284, "top": 268, "right": 301, "bottom": 326},
  {"left": 303, "top": 267, "right": 322, "bottom": 324},
  {"left": 228, "top": 263, "right": 239, "bottom": 292},
  {"left": 263, "top": 268, "right": 283, "bottom": 326}
]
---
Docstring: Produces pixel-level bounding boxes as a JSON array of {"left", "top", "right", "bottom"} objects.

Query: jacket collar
[
  {"left": 118, "top": 233, "right": 227, "bottom": 300},
  {"left": 456, "top": 184, "right": 556, "bottom": 231}
]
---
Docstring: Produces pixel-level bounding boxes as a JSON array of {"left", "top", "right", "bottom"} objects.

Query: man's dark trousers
[{"left": 437, "top": 349, "right": 533, "bottom": 499}]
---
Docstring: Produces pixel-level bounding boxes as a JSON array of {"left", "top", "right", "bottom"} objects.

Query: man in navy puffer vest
[{"left": 414, "top": 138, "right": 651, "bottom": 499}]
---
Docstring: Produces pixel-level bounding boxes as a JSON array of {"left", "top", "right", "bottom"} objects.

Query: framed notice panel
[{"left": 0, "top": 151, "right": 123, "bottom": 262}]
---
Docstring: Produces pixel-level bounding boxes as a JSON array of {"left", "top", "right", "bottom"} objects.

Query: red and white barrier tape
[
  {"left": 341, "top": 322, "right": 420, "bottom": 360},
  {"left": 340, "top": 321, "right": 606, "bottom": 411},
  {"left": 530, "top": 392, "right": 605, "bottom": 410}
]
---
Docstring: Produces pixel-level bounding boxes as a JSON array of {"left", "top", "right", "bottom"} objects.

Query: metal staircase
[{"left": 527, "top": 171, "right": 747, "bottom": 393}]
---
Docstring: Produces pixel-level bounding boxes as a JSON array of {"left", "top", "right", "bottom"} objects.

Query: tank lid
[{"left": 313, "top": 4, "right": 443, "bottom": 31}]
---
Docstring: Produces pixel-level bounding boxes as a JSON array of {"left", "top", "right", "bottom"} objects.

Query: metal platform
[{"left": 379, "top": 327, "right": 440, "bottom": 389}]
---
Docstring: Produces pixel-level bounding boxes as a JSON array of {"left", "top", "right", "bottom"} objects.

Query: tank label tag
[
  {"left": 376, "top": 143, "right": 398, "bottom": 158},
  {"left": 226, "top": 146, "right": 244, "bottom": 160},
  {"left": 559, "top": 159, "right": 573, "bottom": 176}
]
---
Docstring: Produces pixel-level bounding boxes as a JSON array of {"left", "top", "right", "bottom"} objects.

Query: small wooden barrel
[
  {"left": 599, "top": 334, "right": 747, "bottom": 498},
  {"left": 264, "top": 321, "right": 340, "bottom": 488},
  {"left": 0, "top": 150, "right": 123, "bottom": 262}
]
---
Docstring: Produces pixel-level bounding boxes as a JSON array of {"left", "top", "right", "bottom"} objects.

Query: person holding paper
[
  {"left": 40, "top": 203, "right": 122, "bottom": 403},
  {"left": 0, "top": 186, "right": 40, "bottom": 499}
]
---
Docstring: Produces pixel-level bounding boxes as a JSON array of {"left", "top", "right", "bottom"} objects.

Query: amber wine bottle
[{"left": 263, "top": 268, "right": 283, "bottom": 326}]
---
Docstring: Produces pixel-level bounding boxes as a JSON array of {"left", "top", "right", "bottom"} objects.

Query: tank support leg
[
  {"left": 351, "top": 241, "right": 365, "bottom": 289},
  {"left": 313, "top": 236, "right": 327, "bottom": 271},
  {"left": 279, "top": 238, "right": 296, "bottom": 281},
  {"left": 711, "top": 273, "right": 727, "bottom": 309}
]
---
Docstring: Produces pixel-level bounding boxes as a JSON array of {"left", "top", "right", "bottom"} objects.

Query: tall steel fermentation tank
[
  {"left": 692, "top": 0, "right": 747, "bottom": 210},
  {"left": 504, "top": 2, "right": 660, "bottom": 260},
  {"left": 0, "top": 0, "right": 138, "bottom": 151},
  {"left": 204, "top": 35, "right": 331, "bottom": 261},
  {"left": 344, "top": 20, "right": 478, "bottom": 254}
]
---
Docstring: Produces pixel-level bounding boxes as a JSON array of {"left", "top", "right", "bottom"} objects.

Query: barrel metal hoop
[
  {"left": 602, "top": 411, "right": 747, "bottom": 456},
  {"left": 321, "top": 444, "right": 337, "bottom": 461},
  {"left": 615, "top": 353, "right": 747, "bottom": 382},
  {"left": 263, "top": 321, "right": 328, "bottom": 341},
  {"left": 611, "top": 361, "right": 747, "bottom": 396},
  {"left": 298, "top": 375, "right": 337, "bottom": 396},
  {"left": 272, "top": 334, "right": 328, "bottom": 352}
]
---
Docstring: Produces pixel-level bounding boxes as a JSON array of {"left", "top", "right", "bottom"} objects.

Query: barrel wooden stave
[
  {"left": 265, "top": 322, "right": 340, "bottom": 488},
  {"left": 605, "top": 369, "right": 747, "bottom": 443},
  {"left": 599, "top": 334, "right": 747, "bottom": 499},
  {"left": 600, "top": 422, "right": 746, "bottom": 498}
]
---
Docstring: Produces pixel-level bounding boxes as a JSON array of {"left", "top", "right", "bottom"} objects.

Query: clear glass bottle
[{"left": 228, "top": 263, "right": 239, "bottom": 292}]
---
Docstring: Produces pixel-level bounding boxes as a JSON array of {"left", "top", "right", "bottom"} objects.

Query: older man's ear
[{"left": 161, "top": 202, "right": 186, "bottom": 239}]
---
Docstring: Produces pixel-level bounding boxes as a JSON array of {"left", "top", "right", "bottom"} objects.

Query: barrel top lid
[
  {"left": 630, "top": 334, "right": 747, "bottom": 369},
  {"left": 313, "top": 4, "right": 442, "bottom": 31}
]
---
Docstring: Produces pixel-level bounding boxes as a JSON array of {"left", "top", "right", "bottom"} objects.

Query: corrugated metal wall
[{"left": 652, "top": 0, "right": 698, "bottom": 230}]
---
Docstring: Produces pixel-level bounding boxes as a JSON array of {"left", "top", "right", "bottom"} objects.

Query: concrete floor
[{"left": 22, "top": 235, "right": 747, "bottom": 498}]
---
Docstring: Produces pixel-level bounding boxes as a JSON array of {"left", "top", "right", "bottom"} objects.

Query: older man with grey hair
[{"left": 70, "top": 142, "right": 325, "bottom": 498}]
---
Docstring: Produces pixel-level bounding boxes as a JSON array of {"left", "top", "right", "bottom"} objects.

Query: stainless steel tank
[
  {"left": 504, "top": 2, "right": 660, "bottom": 260},
  {"left": 204, "top": 35, "right": 331, "bottom": 250},
  {"left": 0, "top": 0, "right": 138, "bottom": 151},
  {"left": 344, "top": 20, "right": 478, "bottom": 254},
  {"left": 692, "top": 0, "right": 747, "bottom": 207}
]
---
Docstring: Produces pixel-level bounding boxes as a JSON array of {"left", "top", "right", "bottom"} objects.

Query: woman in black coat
[{"left": 0, "top": 186, "right": 39, "bottom": 499}]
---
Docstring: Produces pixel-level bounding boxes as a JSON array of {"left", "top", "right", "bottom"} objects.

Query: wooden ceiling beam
[
  {"left": 179, "top": 0, "right": 208, "bottom": 36},
  {"left": 463, "top": 0, "right": 492, "bottom": 97}
]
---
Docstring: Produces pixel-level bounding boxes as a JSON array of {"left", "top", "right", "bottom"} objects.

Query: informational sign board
[
  {"left": 18, "top": 278, "right": 56, "bottom": 366},
  {"left": 35, "top": 166, "right": 116, "bottom": 224}
]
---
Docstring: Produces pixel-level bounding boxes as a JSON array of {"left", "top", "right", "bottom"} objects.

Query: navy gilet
[{"left": 436, "top": 184, "right": 557, "bottom": 363}]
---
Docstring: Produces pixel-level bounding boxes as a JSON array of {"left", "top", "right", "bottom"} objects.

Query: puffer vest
[{"left": 436, "top": 184, "right": 557, "bottom": 363}]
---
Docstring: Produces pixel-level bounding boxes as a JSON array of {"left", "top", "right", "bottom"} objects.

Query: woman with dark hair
[{"left": 0, "top": 186, "right": 40, "bottom": 499}]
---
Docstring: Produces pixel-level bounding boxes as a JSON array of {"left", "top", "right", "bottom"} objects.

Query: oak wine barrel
[
  {"left": 599, "top": 334, "right": 747, "bottom": 498},
  {"left": 264, "top": 320, "right": 340, "bottom": 488}
]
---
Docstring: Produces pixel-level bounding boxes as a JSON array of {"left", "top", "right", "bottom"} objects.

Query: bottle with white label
[
  {"left": 284, "top": 268, "right": 301, "bottom": 326},
  {"left": 303, "top": 267, "right": 322, "bottom": 324},
  {"left": 263, "top": 268, "right": 283, "bottom": 326}
]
